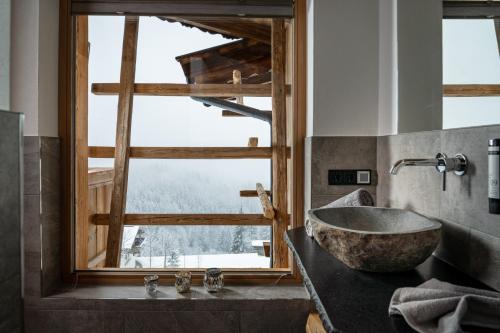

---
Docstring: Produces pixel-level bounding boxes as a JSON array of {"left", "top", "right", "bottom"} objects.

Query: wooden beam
[
  {"left": 105, "top": 16, "right": 139, "bottom": 268},
  {"left": 256, "top": 183, "right": 275, "bottom": 219},
  {"left": 240, "top": 189, "right": 271, "bottom": 197},
  {"left": 443, "top": 84, "right": 500, "bottom": 97},
  {"left": 271, "top": 18, "right": 288, "bottom": 268},
  {"left": 70, "top": 1, "right": 294, "bottom": 18},
  {"left": 88, "top": 146, "right": 291, "bottom": 159},
  {"left": 91, "top": 83, "right": 284, "bottom": 97},
  {"left": 247, "top": 137, "right": 258, "bottom": 147},
  {"left": 233, "top": 69, "right": 244, "bottom": 105},
  {"left": 75, "top": 16, "right": 89, "bottom": 269},
  {"left": 93, "top": 214, "right": 272, "bottom": 226}
]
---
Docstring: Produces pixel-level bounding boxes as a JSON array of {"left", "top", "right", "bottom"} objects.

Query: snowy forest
[{"left": 118, "top": 160, "right": 272, "bottom": 269}]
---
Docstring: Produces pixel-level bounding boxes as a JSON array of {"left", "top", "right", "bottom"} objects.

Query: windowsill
[{"left": 46, "top": 284, "right": 310, "bottom": 302}]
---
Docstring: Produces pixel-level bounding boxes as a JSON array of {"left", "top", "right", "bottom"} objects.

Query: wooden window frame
[{"left": 58, "top": 0, "right": 307, "bottom": 284}]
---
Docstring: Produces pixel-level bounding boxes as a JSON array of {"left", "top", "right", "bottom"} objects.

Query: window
[
  {"left": 70, "top": 11, "right": 304, "bottom": 279},
  {"left": 443, "top": 19, "right": 500, "bottom": 128}
]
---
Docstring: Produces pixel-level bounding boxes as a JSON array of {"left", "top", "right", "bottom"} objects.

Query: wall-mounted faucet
[{"left": 390, "top": 153, "right": 468, "bottom": 191}]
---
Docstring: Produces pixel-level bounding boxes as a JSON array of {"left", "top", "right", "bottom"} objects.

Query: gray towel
[
  {"left": 389, "top": 278, "right": 500, "bottom": 333},
  {"left": 305, "top": 188, "right": 374, "bottom": 237}
]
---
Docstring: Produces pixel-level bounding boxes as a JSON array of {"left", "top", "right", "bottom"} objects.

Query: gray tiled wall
[
  {"left": 377, "top": 125, "right": 500, "bottom": 290},
  {"left": 23, "top": 136, "right": 61, "bottom": 302},
  {"left": 22, "top": 136, "right": 311, "bottom": 332},
  {"left": 0, "top": 110, "right": 23, "bottom": 332},
  {"left": 304, "top": 136, "right": 378, "bottom": 211}
]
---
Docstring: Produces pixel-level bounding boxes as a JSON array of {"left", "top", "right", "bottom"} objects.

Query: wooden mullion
[
  {"left": 105, "top": 16, "right": 139, "bottom": 268},
  {"left": 271, "top": 18, "right": 288, "bottom": 268},
  {"left": 75, "top": 15, "right": 89, "bottom": 269},
  {"left": 93, "top": 214, "right": 272, "bottom": 226},
  {"left": 88, "top": 146, "right": 291, "bottom": 159},
  {"left": 91, "top": 83, "right": 280, "bottom": 97}
]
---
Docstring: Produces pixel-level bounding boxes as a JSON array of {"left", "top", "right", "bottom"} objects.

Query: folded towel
[
  {"left": 305, "top": 188, "right": 374, "bottom": 237},
  {"left": 389, "top": 278, "right": 500, "bottom": 333}
]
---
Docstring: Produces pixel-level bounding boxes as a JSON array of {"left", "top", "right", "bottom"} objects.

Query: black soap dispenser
[{"left": 489, "top": 139, "right": 500, "bottom": 214}]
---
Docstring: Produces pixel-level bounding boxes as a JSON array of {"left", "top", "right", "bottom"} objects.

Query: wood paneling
[
  {"left": 93, "top": 214, "right": 272, "bottom": 226},
  {"left": 443, "top": 84, "right": 500, "bottom": 97},
  {"left": 105, "top": 16, "right": 139, "bottom": 268},
  {"left": 271, "top": 18, "right": 288, "bottom": 268}
]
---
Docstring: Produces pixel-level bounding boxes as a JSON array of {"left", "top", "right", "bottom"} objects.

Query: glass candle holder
[
  {"left": 203, "top": 268, "right": 224, "bottom": 292},
  {"left": 175, "top": 271, "right": 192, "bottom": 293},
  {"left": 144, "top": 275, "right": 159, "bottom": 296}
]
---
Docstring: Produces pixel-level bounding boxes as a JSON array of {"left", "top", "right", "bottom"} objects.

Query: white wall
[
  {"left": 397, "top": 0, "right": 442, "bottom": 133},
  {"left": 307, "top": 0, "right": 380, "bottom": 136},
  {"left": 0, "top": 0, "right": 11, "bottom": 110},
  {"left": 307, "top": 0, "right": 443, "bottom": 137},
  {"left": 11, "top": 0, "right": 59, "bottom": 136},
  {"left": 378, "top": 0, "right": 398, "bottom": 136}
]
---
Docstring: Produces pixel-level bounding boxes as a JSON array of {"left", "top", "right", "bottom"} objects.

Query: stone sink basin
[{"left": 308, "top": 206, "right": 442, "bottom": 272}]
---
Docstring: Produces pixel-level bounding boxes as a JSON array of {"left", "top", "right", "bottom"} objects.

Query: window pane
[
  {"left": 443, "top": 97, "right": 500, "bottom": 129},
  {"left": 443, "top": 19, "right": 500, "bottom": 129},
  {"left": 130, "top": 96, "right": 271, "bottom": 147},
  {"left": 126, "top": 159, "right": 270, "bottom": 213},
  {"left": 120, "top": 225, "right": 271, "bottom": 269},
  {"left": 443, "top": 19, "right": 500, "bottom": 84}
]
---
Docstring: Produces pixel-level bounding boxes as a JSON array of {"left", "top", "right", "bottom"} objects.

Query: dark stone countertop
[{"left": 286, "top": 227, "right": 492, "bottom": 333}]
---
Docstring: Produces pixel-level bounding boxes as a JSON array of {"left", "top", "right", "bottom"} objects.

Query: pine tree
[
  {"left": 167, "top": 249, "right": 180, "bottom": 267},
  {"left": 231, "top": 226, "right": 244, "bottom": 253}
]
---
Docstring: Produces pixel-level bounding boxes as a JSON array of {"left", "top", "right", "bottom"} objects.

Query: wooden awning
[{"left": 175, "top": 39, "right": 271, "bottom": 84}]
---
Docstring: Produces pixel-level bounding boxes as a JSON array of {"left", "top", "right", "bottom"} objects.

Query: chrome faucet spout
[
  {"left": 389, "top": 158, "right": 439, "bottom": 175},
  {"left": 389, "top": 153, "right": 468, "bottom": 176}
]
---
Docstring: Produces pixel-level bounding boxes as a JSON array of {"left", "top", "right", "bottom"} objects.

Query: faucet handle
[
  {"left": 435, "top": 153, "right": 468, "bottom": 176},
  {"left": 435, "top": 153, "right": 448, "bottom": 173}
]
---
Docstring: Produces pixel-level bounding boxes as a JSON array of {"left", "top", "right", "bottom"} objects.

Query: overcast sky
[
  {"left": 443, "top": 19, "right": 500, "bottom": 129},
  {"left": 88, "top": 16, "right": 272, "bottom": 152}
]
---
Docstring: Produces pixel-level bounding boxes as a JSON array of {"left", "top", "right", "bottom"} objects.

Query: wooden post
[
  {"left": 256, "top": 183, "right": 275, "bottom": 219},
  {"left": 105, "top": 16, "right": 139, "bottom": 267},
  {"left": 75, "top": 16, "right": 89, "bottom": 269},
  {"left": 233, "top": 69, "right": 243, "bottom": 105},
  {"left": 271, "top": 18, "right": 288, "bottom": 268},
  {"left": 247, "top": 137, "right": 258, "bottom": 147}
]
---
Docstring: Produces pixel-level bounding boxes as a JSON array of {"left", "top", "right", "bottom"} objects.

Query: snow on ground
[{"left": 121, "top": 253, "right": 270, "bottom": 269}]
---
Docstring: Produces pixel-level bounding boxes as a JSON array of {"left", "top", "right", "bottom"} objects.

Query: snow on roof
[{"left": 122, "top": 226, "right": 139, "bottom": 249}]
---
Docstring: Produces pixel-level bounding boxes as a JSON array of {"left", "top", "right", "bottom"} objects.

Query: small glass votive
[
  {"left": 175, "top": 271, "right": 192, "bottom": 293},
  {"left": 203, "top": 268, "right": 224, "bottom": 292},
  {"left": 144, "top": 275, "right": 159, "bottom": 296}
]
